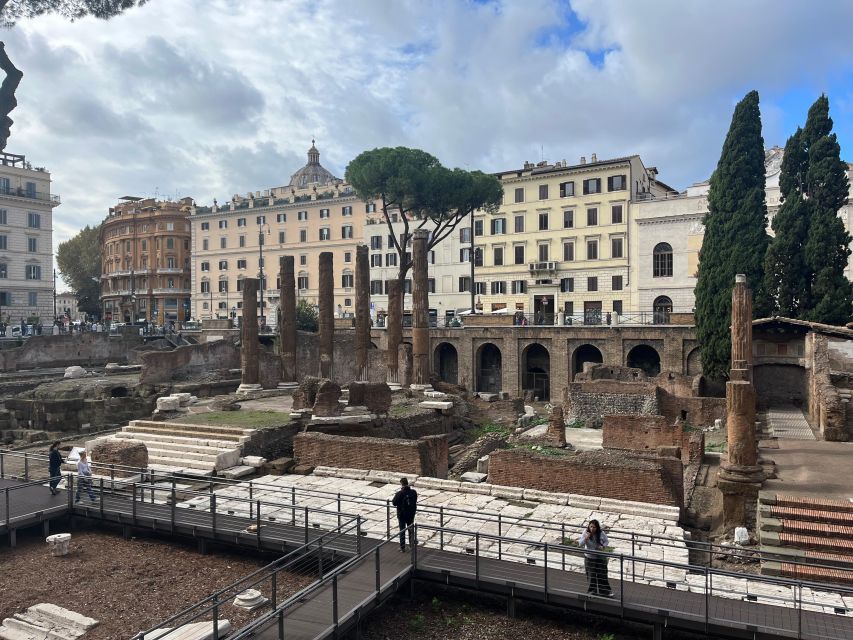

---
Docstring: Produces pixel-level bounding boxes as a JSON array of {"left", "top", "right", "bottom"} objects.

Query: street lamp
[{"left": 258, "top": 219, "right": 270, "bottom": 328}]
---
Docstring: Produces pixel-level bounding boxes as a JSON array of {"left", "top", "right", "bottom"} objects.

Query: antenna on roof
[{"left": 540, "top": 144, "right": 544, "bottom": 162}]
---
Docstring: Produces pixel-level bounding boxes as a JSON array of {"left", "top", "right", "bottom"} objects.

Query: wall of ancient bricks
[
  {"left": 601, "top": 414, "right": 705, "bottom": 465},
  {"left": 488, "top": 448, "right": 683, "bottom": 507},
  {"left": 0, "top": 332, "right": 144, "bottom": 372},
  {"left": 293, "top": 431, "right": 449, "bottom": 478}
]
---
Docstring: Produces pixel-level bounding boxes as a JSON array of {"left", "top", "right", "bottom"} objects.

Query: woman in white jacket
[{"left": 578, "top": 519, "right": 612, "bottom": 596}]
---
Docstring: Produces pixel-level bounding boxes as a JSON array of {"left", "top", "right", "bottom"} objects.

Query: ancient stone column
[
  {"left": 278, "top": 256, "right": 297, "bottom": 388},
  {"left": 730, "top": 273, "right": 753, "bottom": 380},
  {"left": 237, "top": 277, "right": 261, "bottom": 393},
  {"left": 386, "top": 279, "right": 402, "bottom": 386},
  {"left": 411, "top": 229, "right": 430, "bottom": 387},
  {"left": 318, "top": 251, "right": 334, "bottom": 379},
  {"left": 354, "top": 245, "right": 371, "bottom": 381}
]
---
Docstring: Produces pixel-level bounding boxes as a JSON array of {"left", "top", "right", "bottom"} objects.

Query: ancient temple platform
[{"left": 761, "top": 437, "right": 853, "bottom": 500}]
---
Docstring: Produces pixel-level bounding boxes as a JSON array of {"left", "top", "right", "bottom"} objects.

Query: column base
[
  {"left": 277, "top": 382, "right": 299, "bottom": 390},
  {"left": 719, "top": 463, "right": 765, "bottom": 484},
  {"left": 236, "top": 383, "right": 263, "bottom": 395}
]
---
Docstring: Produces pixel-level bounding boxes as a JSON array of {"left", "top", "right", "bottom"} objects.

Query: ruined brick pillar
[
  {"left": 354, "top": 245, "right": 370, "bottom": 381},
  {"left": 237, "top": 277, "right": 261, "bottom": 393},
  {"left": 278, "top": 256, "right": 297, "bottom": 388},
  {"left": 411, "top": 229, "right": 430, "bottom": 387},
  {"left": 318, "top": 251, "right": 334, "bottom": 379},
  {"left": 719, "top": 274, "right": 764, "bottom": 531},
  {"left": 386, "top": 279, "right": 402, "bottom": 386}
]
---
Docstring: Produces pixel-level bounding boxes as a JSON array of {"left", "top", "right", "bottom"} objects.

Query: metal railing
[{"left": 1, "top": 474, "right": 68, "bottom": 530}]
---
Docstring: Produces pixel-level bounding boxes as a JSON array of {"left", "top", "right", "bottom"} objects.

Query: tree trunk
[{"left": 0, "top": 41, "right": 23, "bottom": 153}]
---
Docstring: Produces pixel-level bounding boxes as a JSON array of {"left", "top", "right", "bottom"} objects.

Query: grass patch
[
  {"left": 567, "top": 419, "right": 586, "bottom": 429},
  {"left": 705, "top": 441, "right": 726, "bottom": 453},
  {"left": 173, "top": 410, "right": 290, "bottom": 429},
  {"left": 471, "top": 420, "right": 511, "bottom": 439},
  {"left": 390, "top": 403, "right": 420, "bottom": 418}
]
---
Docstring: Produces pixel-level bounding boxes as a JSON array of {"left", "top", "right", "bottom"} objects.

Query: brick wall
[
  {"left": 293, "top": 431, "right": 449, "bottom": 477},
  {"left": 564, "top": 380, "right": 659, "bottom": 423},
  {"left": 656, "top": 389, "right": 725, "bottom": 428},
  {"left": 602, "top": 414, "right": 680, "bottom": 451},
  {"left": 488, "top": 448, "right": 683, "bottom": 507}
]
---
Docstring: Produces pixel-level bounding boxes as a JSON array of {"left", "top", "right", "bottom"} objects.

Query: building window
[
  {"left": 219, "top": 219, "right": 228, "bottom": 229},
  {"left": 653, "top": 242, "right": 673, "bottom": 277},
  {"left": 237, "top": 259, "right": 246, "bottom": 269},
  {"left": 653, "top": 295, "right": 673, "bottom": 323},
  {"left": 25, "top": 264, "right": 41, "bottom": 280},
  {"left": 28, "top": 291, "right": 37, "bottom": 306},
  {"left": 218, "top": 260, "right": 228, "bottom": 270},
  {"left": 612, "top": 275, "right": 623, "bottom": 291},
  {"left": 427, "top": 278, "right": 436, "bottom": 293},
  {"left": 514, "top": 245, "right": 525, "bottom": 265},
  {"left": 236, "top": 218, "right": 246, "bottom": 227},
  {"left": 386, "top": 253, "right": 397, "bottom": 267},
  {"left": 278, "top": 231, "right": 285, "bottom": 243},
  {"left": 538, "top": 212, "right": 549, "bottom": 231},
  {"left": 538, "top": 184, "right": 548, "bottom": 200},
  {"left": 366, "top": 203, "right": 376, "bottom": 213},
  {"left": 341, "top": 225, "right": 353, "bottom": 239},
  {"left": 611, "top": 237, "right": 623, "bottom": 258},
  {"left": 458, "top": 276, "right": 471, "bottom": 292},
  {"left": 0, "top": 262, "right": 6, "bottom": 278},
  {"left": 25, "top": 181, "right": 35, "bottom": 198},
  {"left": 320, "top": 208, "right": 330, "bottom": 219},
  {"left": 514, "top": 187, "right": 524, "bottom": 203},
  {"left": 256, "top": 215, "right": 266, "bottom": 225},
  {"left": 298, "top": 275, "right": 309, "bottom": 290},
  {"left": 607, "top": 174, "right": 627, "bottom": 191},
  {"left": 318, "top": 228, "right": 330, "bottom": 241},
  {"left": 511, "top": 280, "right": 527, "bottom": 294},
  {"left": 537, "top": 244, "right": 549, "bottom": 262},
  {"left": 165, "top": 222, "right": 174, "bottom": 231},
  {"left": 342, "top": 273, "right": 354, "bottom": 288},
  {"left": 200, "top": 222, "right": 209, "bottom": 231},
  {"left": 563, "top": 242, "right": 574, "bottom": 261},
  {"left": 220, "top": 237, "right": 227, "bottom": 249},
  {"left": 218, "top": 280, "right": 228, "bottom": 292},
  {"left": 583, "top": 178, "right": 601, "bottom": 195},
  {"left": 588, "top": 277, "right": 598, "bottom": 292},
  {"left": 27, "top": 237, "right": 36, "bottom": 252},
  {"left": 403, "top": 279, "right": 412, "bottom": 294},
  {"left": 611, "top": 204, "right": 623, "bottom": 224},
  {"left": 201, "top": 261, "right": 210, "bottom": 271},
  {"left": 370, "top": 254, "right": 382, "bottom": 267},
  {"left": 514, "top": 215, "right": 524, "bottom": 233},
  {"left": 559, "top": 181, "right": 575, "bottom": 197},
  {"left": 344, "top": 252, "right": 352, "bottom": 263},
  {"left": 490, "top": 218, "right": 506, "bottom": 235},
  {"left": 342, "top": 206, "right": 353, "bottom": 216},
  {"left": 587, "top": 208, "right": 598, "bottom": 226},
  {"left": 27, "top": 212, "right": 40, "bottom": 228},
  {"left": 276, "top": 213, "right": 286, "bottom": 223},
  {"left": 474, "top": 248, "right": 483, "bottom": 267},
  {"left": 474, "top": 220, "right": 484, "bottom": 236},
  {"left": 370, "top": 235, "right": 383, "bottom": 250},
  {"left": 613, "top": 300, "right": 623, "bottom": 314},
  {"left": 563, "top": 210, "right": 574, "bottom": 229},
  {"left": 560, "top": 277, "right": 574, "bottom": 293},
  {"left": 460, "top": 227, "right": 472, "bottom": 243},
  {"left": 490, "top": 281, "right": 506, "bottom": 295},
  {"left": 493, "top": 247, "right": 504, "bottom": 266},
  {"left": 587, "top": 240, "right": 598, "bottom": 260},
  {"left": 370, "top": 280, "right": 383, "bottom": 294},
  {"left": 299, "top": 229, "right": 307, "bottom": 242},
  {"left": 459, "top": 248, "right": 471, "bottom": 263}
]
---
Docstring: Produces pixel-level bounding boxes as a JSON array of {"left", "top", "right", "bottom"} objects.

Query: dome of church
[{"left": 288, "top": 140, "right": 340, "bottom": 189}]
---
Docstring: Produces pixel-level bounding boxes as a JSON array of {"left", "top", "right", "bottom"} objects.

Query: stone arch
[
  {"left": 476, "top": 343, "right": 502, "bottom": 393},
  {"left": 627, "top": 344, "right": 661, "bottom": 377},
  {"left": 572, "top": 344, "right": 603, "bottom": 377},
  {"left": 522, "top": 343, "right": 550, "bottom": 400},
  {"left": 434, "top": 342, "right": 459, "bottom": 385},
  {"left": 686, "top": 347, "right": 703, "bottom": 376}
]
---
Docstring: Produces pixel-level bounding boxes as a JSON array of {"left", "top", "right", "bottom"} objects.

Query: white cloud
[{"left": 2, "top": 0, "right": 852, "bottom": 265}]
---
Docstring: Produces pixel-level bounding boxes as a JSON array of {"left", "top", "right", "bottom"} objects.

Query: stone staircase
[
  {"left": 85, "top": 420, "right": 255, "bottom": 477},
  {"left": 759, "top": 492, "right": 853, "bottom": 585},
  {"left": 0, "top": 603, "right": 98, "bottom": 640}
]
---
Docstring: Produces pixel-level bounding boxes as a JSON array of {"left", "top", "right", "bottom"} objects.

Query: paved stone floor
[
  {"left": 519, "top": 426, "right": 603, "bottom": 450},
  {"left": 766, "top": 404, "right": 816, "bottom": 440}
]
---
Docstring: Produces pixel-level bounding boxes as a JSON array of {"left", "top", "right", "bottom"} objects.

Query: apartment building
[
  {"left": 190, "top": 143, "right": 373, "bottom": 323},
  {"left": 99, "top": 197, "right": 193, "bottom": 324},
  {"left": 473, "top": 154, "right": 675, "bottom": 324},
  {"left": 0, "top": 152, "right": 59, "bottom": 325}
]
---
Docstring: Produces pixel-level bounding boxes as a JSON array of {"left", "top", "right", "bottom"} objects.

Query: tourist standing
[
  {"left": 579, "top": 519, "right": 612, "bottom": 596},
  {"left": 75, "top": 450, "right": 96, "bottom": 503},
  {"left": 392, "top": 477, "right": 418, "bottom": 552},
  {"left": 48, "top": 441, "right": 63, "bottom": 496}
]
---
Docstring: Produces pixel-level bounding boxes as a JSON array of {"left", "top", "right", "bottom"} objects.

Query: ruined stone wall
[
  {"left": 0, "top": 333, "right": 143, "bottom": 372},
  {"left": 602, "top": 414, "right": 704, "bottom": 465},
  {"left": 139, "top": 338, "right": 241, "bottom": 384},
  {"left": 754, "top": 364, "right": 807, "bottom": 407},
  {"left": 806, "top": 333, "right": 848, "bottom": 441},
  {"left": 488, "top": 448, "right": 683, "bottom": 507},
  {"left": 293, "top": 431, "right": 449, "bottom": 478},
  {"left": 655, "top": 390, "right": 726, "bottom": 428},
  {"left": 294, "top": 330, "right": 359, "bottom": 386},
  {"left": 564, "top": 380, "right": 659, "bottom": 424}
]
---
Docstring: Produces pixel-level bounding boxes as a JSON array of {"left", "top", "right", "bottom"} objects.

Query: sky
[{"left": 6, "top": 0, "right": 853, "bottom": 267}]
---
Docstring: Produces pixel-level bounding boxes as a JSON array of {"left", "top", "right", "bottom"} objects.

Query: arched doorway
[
  {"left": 653, "top": 296, "right": 672, "bottom": 324},
  {"left": 572, "top": 344, "right": 603, "bottom": 377},
  {"left": 522, "top": 343, "right": 550, "bottom": 400},
  {"left": 434, "top": 342, "right": 459, "bottom": 385},
  {"left": 627, "top": 344, "right": 662, "bottom": 377},
  {"left": 686, "top": 348, "right": 702, "bottom": 376},
  {"left": 477, "top": 343, "right": 502, "bottom": 393}
]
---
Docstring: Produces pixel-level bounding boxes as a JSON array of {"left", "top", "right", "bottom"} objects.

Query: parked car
[{"left": 10, "top": 326, "right": 22, "bottom": 337}]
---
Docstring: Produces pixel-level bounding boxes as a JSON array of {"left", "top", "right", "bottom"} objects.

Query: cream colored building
[
  {"left": 190, "top": 143, "right": 373, "bottom": 323},
  {"left": 473, "top": 154, "right": 675, "bottom": 324},
  {"left": 0, "top": 152, "right": 59, "bottom": 324},
  {"left": 630, "top": 147, "right": 853, "bottom": 316}
]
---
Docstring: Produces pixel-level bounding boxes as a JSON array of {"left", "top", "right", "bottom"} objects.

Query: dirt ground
[{"left": 0, "top": 525, "right": 311, "bottom": 639}]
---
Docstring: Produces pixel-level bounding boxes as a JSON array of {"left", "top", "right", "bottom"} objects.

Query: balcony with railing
[{"left": 0, "top": 185, "right": 60, "bottom": 206}]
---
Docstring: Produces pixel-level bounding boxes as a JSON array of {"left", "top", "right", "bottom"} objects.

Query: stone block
[
  {"left": 312, "top": 380, "right": 342, "bottom": 417},
  {"left": 291, "top": 464, "right": 315, "bottom": 475},
  {"left": 458, "top": 482, "right": 492, "bottom": 495},
  {"left": 64, "top": 366, "right": 87, "bottom": 379},
  {"left": 419, "top": 400, "right": 453, "bottom": 410},
  {"left": 145, "top": 621, "right": 232, "bottom": 640},
  {"left": 436, "top": 479, "right": 461, "bottom": 491},
  {"left": 312, "top": 466, "right": 336, "bottom": 477},
  {"left": 413, "top": 477, "right": 444, "bottom": 490},
  {"left": 156, "top": 396, "right": 181, "bottom": 411},
  {"left": 173, "top": 393, "right": 193, "bottom": 406},
  {"left": 478, "top": 393, "right": 498, "bottom": 402},
  {"left": 46, "top": 533, "right": 71, "bottom": 556},
  {"left": 337, "top": 467, "right": 369, "bottom": 480},
  {"left": 522, "top": 488, "right": 551, "bottom": 502},
  {"left": 241, "top": 456, "right": 267, "bottom": 468},
  {"left": 460, "top": 471, "right": 488, "bottom": 483},
  {"left": 566, "top": 494, "right": 601, "bottom": 510},
  {"left": 366, "top": 470, "right": 400, "bottom": 484},
  {"left": 476, "top": 455, "right": 489, "bottom": 474},
  {"left": 491, "top": 485, "right": 524, "bottom": 500},
  {"left": 221, "top": 465, "right": 255, "bottom": 479},
  {"left": 91, "top": 438, "right": 149, "bottom": 470},
  {"left": 233, "top": 589, "right": 268, "bottom": 611},
  {"left": 424, "top": 391, "right": 447, "bottom": 399},
  {"left": 262, "top": 457, "right": 294, "bottom": 475}
]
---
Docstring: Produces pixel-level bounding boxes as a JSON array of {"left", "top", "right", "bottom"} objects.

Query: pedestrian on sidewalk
[
  {"left": 579, "top": 519, "right": 612, "bottom": 596},
  {"left": 392, "top": 477, "right": 418, "bottom": 552},
  {"left": 48, "top": 441, "right": 63, "bottom": 496},
  {"left": 75, "top": 450, "right": 96, "bottom": 503}
]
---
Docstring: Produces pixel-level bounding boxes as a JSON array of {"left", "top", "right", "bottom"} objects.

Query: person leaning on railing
[{"left": 579, "top": 519, "right": 612, "bottom": 597}]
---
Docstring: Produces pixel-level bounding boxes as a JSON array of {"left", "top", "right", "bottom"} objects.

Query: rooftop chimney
[
  {"left": 580, "top": 156, "right": 586, "bottom": 164},
  {"left": 591, "top": 153, "right": 597, "bottom": 162}
]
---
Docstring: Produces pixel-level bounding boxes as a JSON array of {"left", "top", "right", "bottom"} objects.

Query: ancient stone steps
[
  {"left": 115, "top": 430, "right": 243, "bottom": 450},
  {"left": 0, "top": 604, "right": 97, "bottom": 640},
  {"left": 123, "top": 424, "right": 250, "bottom": 444},
  {"left": 763, "top": 504, "right": 853, "bottom": 527},
  {"left": 147, "top": 454, "right": 221, "bottom": 472},
  {"left": 770, "top": 493, "right": 853, "bottom": 514},
  {"left": 129, "top": 420, "right": 253, "bottom": 438}
]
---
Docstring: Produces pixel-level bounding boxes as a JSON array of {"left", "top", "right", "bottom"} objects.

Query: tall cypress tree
[
  {"left": 801, "top": 96, "right": 853, "bottom": 325},
  {"left": 695, "top": 90, "right": 770, "bottom": 380},
  {"left": 764, "top": 128, "right": 811, "bottom": 316}
]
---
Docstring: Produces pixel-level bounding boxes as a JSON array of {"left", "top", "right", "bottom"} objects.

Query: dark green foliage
[
  {"left": 56, "top": 225, "right": 101, "bottom": 318},
  {"left": 295, "top": 298, "right": 318, "bottom": 332},
  {"left": 695, "top": 90, "right": 770, "bottom": 380}
]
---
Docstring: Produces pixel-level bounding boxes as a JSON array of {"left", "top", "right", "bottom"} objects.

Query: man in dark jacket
[
  {"left": 391, "top": 477, "right": 417, "bottom": 552},
  {"left": 48, "top": 441, "right": 63, "bottom": 495}
]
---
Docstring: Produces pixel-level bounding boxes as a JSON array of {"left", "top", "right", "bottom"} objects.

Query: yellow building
[
  {"left": 474, "top": 154, "right": 675, "bottom": 324},
  {"left": 190, "top": 143, "right": 374, "bottom": 323}
]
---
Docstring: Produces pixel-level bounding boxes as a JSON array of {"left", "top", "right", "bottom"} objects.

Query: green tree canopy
[
  {"left": 295, "top": 298, "right": 318, "bottom": 332},
  {"left": 695, "top": 90, "right": 770, "bottom": 380},
  {"left": 56, "top": 224, "right": 101, "bottom": 318}
]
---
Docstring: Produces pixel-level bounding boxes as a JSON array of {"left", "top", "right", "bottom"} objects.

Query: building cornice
[{"left": 191, "top": 193, "right": 361, "bottom": 220}]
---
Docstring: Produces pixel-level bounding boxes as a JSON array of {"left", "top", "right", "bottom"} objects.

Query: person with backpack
[{"left": 392, "top": 477, "right": 418, "bottom": 552}]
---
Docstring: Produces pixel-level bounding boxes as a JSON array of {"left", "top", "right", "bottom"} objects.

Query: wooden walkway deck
[{"left": 0, "top": 477, "right": 68, "bottom": 537}]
